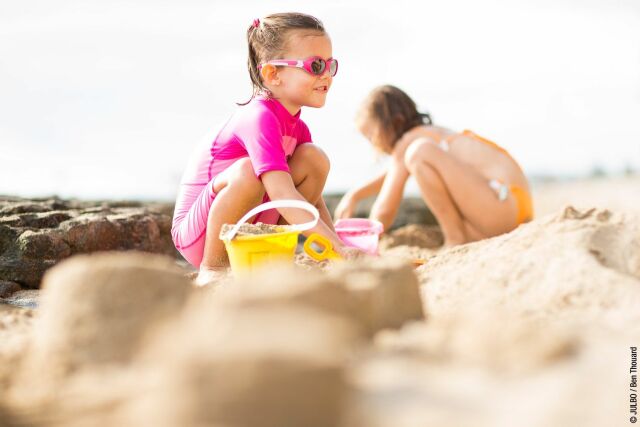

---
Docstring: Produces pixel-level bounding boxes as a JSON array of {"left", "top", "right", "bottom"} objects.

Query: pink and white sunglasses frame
[{"left": 258, "top": 56, "right": 338, "bottom": 77}]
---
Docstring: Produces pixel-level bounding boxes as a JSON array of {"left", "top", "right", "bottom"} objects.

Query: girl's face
[
  {"left": 356, "top": 114, "right": 375, "bottom": 142},
  {"left": 357, "top": 113, "right": 392, "bottom": 154},
  {"left": 266, "top": 31, "right": 333, "bottom": 113}
]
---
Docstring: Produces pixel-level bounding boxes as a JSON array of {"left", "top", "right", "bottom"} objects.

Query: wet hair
[
  {"left": 242, "top": 13, "right": 325, "bottom": 104},
  {"left": 357, "top": 85, "right": 432, "bottom": 154}
]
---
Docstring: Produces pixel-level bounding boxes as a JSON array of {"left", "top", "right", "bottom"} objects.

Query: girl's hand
[{"left": 334, "top": 193, "right": 358, "bottom": 219}]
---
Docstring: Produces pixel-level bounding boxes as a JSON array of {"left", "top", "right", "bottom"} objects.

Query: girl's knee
[
  {"left": 403, "top": 138, "right": 440, "bottom": 172},
  {"left": 292, "top": 144, "right": 330, "bottom": 175},
  {"left": 227, "top": 159, "right": 264, "bottom": 197},
  {"left": 414, "top": 162, "right": 441, "bottom": 188}
]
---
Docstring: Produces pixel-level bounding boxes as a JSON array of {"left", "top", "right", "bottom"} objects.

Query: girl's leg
[
  {"left": 279, "top": 143, "right": 332, "bottom": 226},
  {"left": 404, "top": 138, "right": 518, "bottom": 245},
  {"left": 200, "top": 158, "right": 265, "bottom": 269},
  {"left": 404, "top": 161, "right": 468, "bottom": 246}
]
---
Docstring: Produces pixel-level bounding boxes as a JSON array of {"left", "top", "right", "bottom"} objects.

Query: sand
[
  {"left": 220, "top": 222, "right": 286, "bottom": 238},
  {"left": 0, "top": 176, "right": 639, "bottom": 426},
  {"left": 345, "top": 206, "right": 640, "bottom": 427}
]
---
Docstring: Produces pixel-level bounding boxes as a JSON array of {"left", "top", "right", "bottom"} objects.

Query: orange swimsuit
[{"left": 441, "top": 130, "right": 534, "bottom": 225}]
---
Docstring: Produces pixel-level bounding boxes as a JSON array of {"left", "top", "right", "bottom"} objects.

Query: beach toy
[
  {"left": 412, "top": 258, "right": 426, "bottom": 268},
  {"left": 334, "top": 218, "right": 384, "bottom": 255},
  {"left": 221, "top": 200, "right": 340, "bottom": 274},
  {"left": 303, "top": 233, "right": 341, "bottom": 262}
]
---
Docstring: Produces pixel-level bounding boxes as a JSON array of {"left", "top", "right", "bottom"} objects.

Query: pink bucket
[{"left": 334, "top": 218, "right": 384, "bottom": 255}]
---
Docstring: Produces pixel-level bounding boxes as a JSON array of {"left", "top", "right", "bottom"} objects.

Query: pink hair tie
[{"left": 252, "top": 18, "right": 260, "bottom": 28}]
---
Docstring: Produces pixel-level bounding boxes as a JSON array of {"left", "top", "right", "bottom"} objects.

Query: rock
[
  {"left": 18, "top": 252, "right": 193, "bottom": 392},
  {"left": 0, "top": 197, "right": 178, "bottom": 288},
  {"left": 0, "top": 258, "right": 56, "bottom": 288},
  {"left": 0, "top": 281, "right": 21, "bottom": 298},
  {"left": 17, "top": 230, "right": 71, "bottom": 259}
]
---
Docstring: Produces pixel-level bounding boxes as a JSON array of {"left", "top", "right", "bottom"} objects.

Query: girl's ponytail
[
  {"left": 420, "top": 112, "right": 433, "bottom": 125},
  {"left": 245, "top": 23, "right": 264, "bottom": 103}
]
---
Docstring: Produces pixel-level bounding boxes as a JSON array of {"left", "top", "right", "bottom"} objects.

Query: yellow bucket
[
  {"left": 222, "top": 200, "right": 340, "bottom": 274},
  {"left": 224, "top": 227, "right": 299, "bottom": 272}
]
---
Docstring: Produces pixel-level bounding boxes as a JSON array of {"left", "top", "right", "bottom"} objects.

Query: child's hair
[
  {"left": 244, "top": 13, "right": 325, "bottom": 102},
  {"left": 357, "top": 85, "right": 432, "bottom": 154}
]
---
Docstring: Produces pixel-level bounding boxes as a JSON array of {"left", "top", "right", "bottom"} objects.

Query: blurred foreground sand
[{"left": 0, "top": 176, "right": 638, "bottom": 426}]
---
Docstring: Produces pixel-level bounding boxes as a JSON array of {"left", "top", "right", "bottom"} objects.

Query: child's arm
[
  {"left": 261, "top": 170, "right": 349, "bottom": 254},
  {"left": 316, "top": 196, "right": 337, "bottom": 232},
  {"left": 369, "top": 155, "right": 409, "bottom": 231},
  {"left": 334, "top": 172, "right": 386, "bottom": 219}
]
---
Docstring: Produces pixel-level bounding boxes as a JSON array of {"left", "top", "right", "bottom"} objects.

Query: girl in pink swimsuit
[{"left": 172, "top": 13, "right": 353, "bottom": 280}]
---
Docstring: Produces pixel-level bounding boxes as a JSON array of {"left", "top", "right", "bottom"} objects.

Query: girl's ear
[
  {"left": 260, "top": 64, "right": 280, "bottom": 86},
  {"left": 392, "top": 114, "right": 405, "bottom": 129}
]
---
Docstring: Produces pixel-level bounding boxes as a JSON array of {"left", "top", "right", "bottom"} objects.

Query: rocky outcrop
[{"left": 0, "top": 197, "right": 177, "bottom": 288}]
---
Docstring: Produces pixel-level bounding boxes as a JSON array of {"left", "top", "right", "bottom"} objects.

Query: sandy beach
[{"left": 0, "top": 175, "right": 639, "bottom": 426}]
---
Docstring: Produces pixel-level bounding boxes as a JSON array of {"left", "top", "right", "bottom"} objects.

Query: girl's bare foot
[
  {"left": 442, "top": 237, "right": 466, "bottom": 248},
  {"left": 195, "top": 265, "right": 230, "bottom": 287}
]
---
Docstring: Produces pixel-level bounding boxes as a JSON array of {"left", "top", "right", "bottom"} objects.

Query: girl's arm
[
  {"left": 261, "top": 170, "right": 348, "bottom": 254},
  {"left": 334, "top": 171, "right": 386, "bottom": 219},
  {"left": 369, "top": 155, "right": 409, "bottom": 231},
  {"left": 316, "top": 196, "right": 336, "bottom": 232}
]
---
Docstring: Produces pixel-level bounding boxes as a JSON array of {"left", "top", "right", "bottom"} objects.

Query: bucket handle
[{"left": 222, "top": 199, "right": 320, "bottom": 241}]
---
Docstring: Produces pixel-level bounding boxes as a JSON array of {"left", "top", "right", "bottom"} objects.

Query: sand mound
[
  {"left": 374, "top": 313, "right": 578, "bottom": 374},
  {"left": 380, "top": 224, "right": 444, "bottom": 249},
  {"left": 328, "top": 257, "right": 424, "bottom": 333},
  {"left": 131, "top": 303, "right": 359, "bottom": 427},
  {"left": 14, "top": 252, "right": 193, "bottom": 397},
  {"left": 2, "top": 254, "right": 425, "bottom": 426},
  {"left": 418, "top": 206, "right": 640, "bottom": 327},
  {"left": 0, "top": 405, "right": 17, "bottom": 427},
  {"left": 215, "top": 258, "right": 424, "bottom": 336},
  {"left": 346, "top": 331, "right": 630, "bottom": 427},
  {"left": 377, "top": 224, "right": 442, "bottom": 267},
  {"left": 0, "top": 305, "right": 34, "bottom": 394},
  {"left": 341, "top": 206, "right": 640, "bottom": 427},
  {"left": 212, "top": 263, "right": 370, "bottom": 337}
]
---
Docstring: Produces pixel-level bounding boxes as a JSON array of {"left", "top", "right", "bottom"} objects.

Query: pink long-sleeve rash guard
[{"left": 171, "top": 96, "right": 312, "bottom": 267}]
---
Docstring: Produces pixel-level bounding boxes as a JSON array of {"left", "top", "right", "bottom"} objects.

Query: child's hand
[{"left": 334, "top": 193, "right": 357, "bottom": 219}]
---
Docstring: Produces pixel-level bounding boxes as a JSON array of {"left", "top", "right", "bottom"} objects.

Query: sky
[{"left": 1, "top": 0, "right": 639, "bottom": 200}]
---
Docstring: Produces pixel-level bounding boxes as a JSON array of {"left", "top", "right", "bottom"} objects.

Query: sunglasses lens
[
  {"left": 328, "top": 59, "right": 338, "bottom": 77},
  {"left": 310, "top": 58, "right": 326, "bottom": 75}
]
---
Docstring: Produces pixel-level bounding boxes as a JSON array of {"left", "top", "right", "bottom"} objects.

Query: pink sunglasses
[{"left": 259, "top": 56, "right": 338, "bottom": 77}]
